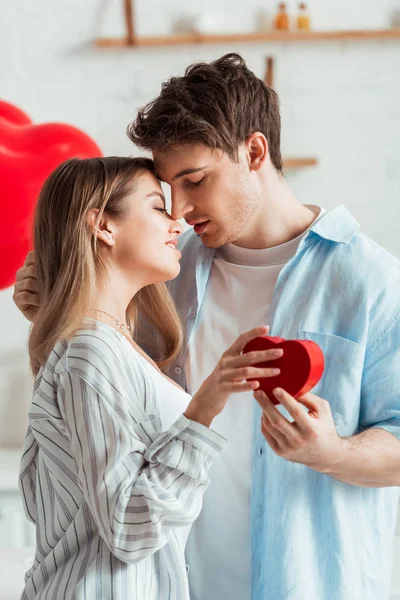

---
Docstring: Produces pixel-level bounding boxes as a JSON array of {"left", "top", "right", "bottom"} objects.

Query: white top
[
  {"left": 185, "top": 206, "right": 326, "bottom": 600},
  {"left": 19, "top": 321, "right": 226, "bottom": 600}
]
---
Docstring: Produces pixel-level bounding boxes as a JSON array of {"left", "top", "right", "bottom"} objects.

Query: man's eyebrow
[
  {"left": 146, "top": 191, "right": 166, "bottom": 203},
  {"left": 171, "top": 166, "right": 208, "bottom": 181}
]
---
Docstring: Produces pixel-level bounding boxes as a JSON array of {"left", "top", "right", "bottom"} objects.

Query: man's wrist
[{"left": 316, "top": 437, "right": 350, "bottom": 476}]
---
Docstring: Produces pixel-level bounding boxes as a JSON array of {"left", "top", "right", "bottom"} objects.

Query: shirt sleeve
[
  {"left": 57, "top": 369, "right": 226, "bottom": 564},
  {"left": 19, "top": 426, "right": 39, "bottom": 525},
  {"left": 360, "top": 311, "right": 400, "bottom": 440}
]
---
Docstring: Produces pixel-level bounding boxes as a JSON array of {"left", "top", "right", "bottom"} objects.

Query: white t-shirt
[{"left": 185, "top": 206, "right": 326, "bottom": 600}]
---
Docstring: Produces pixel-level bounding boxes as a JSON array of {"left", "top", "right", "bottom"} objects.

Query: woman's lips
[
  {"left": 166, "top": 242, "right": 181, "bottom": 257},
  {"left": 193, "top": 221, "right": 210, "bottom": 235}
]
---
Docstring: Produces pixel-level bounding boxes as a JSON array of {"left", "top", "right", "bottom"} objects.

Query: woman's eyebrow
[{"left": 146, "top": 191, "right": 166, "bottom": 204}]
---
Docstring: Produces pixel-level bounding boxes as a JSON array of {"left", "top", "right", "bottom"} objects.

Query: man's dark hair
[{"left": 128, "top": 53, "right": 283, "bottom": 172}]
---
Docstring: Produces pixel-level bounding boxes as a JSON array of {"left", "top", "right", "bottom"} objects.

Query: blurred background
[{"left": 0, "top": 0, "right": 400, "bottom": 597}]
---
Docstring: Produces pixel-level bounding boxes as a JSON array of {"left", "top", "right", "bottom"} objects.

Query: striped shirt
[{"left": 19, "top": 321, "right": 226, "bottom": 599}]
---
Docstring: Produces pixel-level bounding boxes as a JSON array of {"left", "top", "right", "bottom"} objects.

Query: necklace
[{"left": 93, "top": 309, "right": 131, "bottom": 332}]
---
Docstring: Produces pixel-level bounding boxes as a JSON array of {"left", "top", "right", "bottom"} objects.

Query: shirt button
[
  {"left": 175, "top": 366, "right": 182, "bottom": 375},
  {"left": 257, "top": 563, "right": 262, "bottom": 578},
  {"left": 258, "top": 446, "right": 264, "bottom": 456},
  {"left": 189, "top": 312, "right": 196, "bottom": 319}
]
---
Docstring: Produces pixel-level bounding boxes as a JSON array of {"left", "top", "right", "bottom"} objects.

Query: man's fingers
[
  {"left": 16, "top": 264, "right": 37, "bottom": 282},
  {"left": 261, "top": 416, "right": 280, "bottom": 453},
  {"left": 25, "top": 251, "right": 35, "bottom": 266},
  {"left": 15, "top": 277, "right": 39, "bottom": 294},
  {"left": 296, "top": 393, "right": 327, "bottom": 418},
  {"left": 254, "top": 390, "right": 294, "bottom": 437},
  {"left": 13, "top": 291, "right": 40, "bottom": 308},
  {"left": 272, "top": 388, "right": 314, "bottom": 432},
  {"left": 261, "top": 413, "right": 287, "bottom": 448}
]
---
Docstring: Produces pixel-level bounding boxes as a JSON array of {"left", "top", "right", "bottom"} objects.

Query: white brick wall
[{"left": 0, "top": 0, "right": 399, "bottom": 593}]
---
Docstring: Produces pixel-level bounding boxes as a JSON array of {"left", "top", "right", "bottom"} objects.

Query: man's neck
[{"left": 234, "top": 173, "right": 317, "bottom": 250}]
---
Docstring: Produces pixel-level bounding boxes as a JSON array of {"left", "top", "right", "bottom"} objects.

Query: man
[{"left": 14, "top": 54, "right": 400, "bottom": 600}]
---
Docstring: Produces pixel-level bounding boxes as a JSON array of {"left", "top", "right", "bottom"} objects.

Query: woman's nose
[{"left": 169, "top": 217, "right": 184, "bottom": 237}]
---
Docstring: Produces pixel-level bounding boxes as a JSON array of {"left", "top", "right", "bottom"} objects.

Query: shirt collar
[
  {"left": 309, "top": 204, "right": 359, "bottom": 244},
  {"left": 195, "top": 204, "right": 359, "bottom": 275}
]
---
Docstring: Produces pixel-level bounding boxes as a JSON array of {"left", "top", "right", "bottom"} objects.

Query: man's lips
[{"left": 186, "top": 220, "right": 210, "bottom": 234}]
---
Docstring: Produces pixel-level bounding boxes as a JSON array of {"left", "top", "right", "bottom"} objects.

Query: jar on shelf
[
  {"left": 297, "top": 3, "right": 311, "bottom": 31},
  {"left": 274, "top": 3, "right": 290, "bottom": 31}
]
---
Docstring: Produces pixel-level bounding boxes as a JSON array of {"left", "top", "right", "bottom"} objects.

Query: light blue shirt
[{"left": 140, "top": 205, "right": 400, "bottom": 600}]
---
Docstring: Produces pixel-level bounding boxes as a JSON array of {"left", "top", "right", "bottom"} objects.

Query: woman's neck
[{"left": 90, "top": 269, "right": 140, "bottom": 330}]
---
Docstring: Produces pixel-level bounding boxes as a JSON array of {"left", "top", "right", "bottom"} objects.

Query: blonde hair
[{"left": 29, "top": 156, "right": 183, "bottom": 375}]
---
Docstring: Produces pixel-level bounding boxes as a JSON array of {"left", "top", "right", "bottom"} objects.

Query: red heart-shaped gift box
[{"left": 242, "top": 335, "right": 325, "bottom": 405}]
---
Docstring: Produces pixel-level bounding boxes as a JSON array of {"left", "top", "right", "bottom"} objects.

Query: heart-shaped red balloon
[
  {"left": 242, "top": 335, "right": 325, "bottom": 405},
  {"left": 0, "top": 100, "right": 102, "bottom": 291}
]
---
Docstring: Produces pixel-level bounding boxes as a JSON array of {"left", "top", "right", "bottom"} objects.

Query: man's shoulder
[
  {"left": 312, "top": 205, "right": 399, "bottom": 283},
  {"left": 319, "top": 229, "right": 400, "bottom": 331},
  {"left": 340, "top": 230, "right": 400, "bottom": 283}
]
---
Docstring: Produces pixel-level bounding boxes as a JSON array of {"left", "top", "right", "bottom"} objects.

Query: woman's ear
[{"left": 87, "top": 209, "right": 116, "bottom": 247}]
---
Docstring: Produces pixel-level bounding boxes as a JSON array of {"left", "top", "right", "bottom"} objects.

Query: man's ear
[
  {"left": 245, "top": 132, "right": 269, "bottom": 172},
  {"left": 87, "top": 209, "right": 116, "bottom": 247}
]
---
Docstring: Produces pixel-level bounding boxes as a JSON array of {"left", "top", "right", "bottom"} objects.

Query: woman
[{"left": 19, "top": 156, "right": 281, "bottom": 599}]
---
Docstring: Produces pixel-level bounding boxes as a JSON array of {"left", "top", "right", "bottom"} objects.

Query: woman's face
[{"left": 105, "top": 171, "right": 184, "bottom": 287}]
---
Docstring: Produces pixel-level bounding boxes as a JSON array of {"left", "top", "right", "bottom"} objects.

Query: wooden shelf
[
  {"left": 283, "top": 157, "right": 318, "bottom": 170},
  {"left": 95, "top": 28, "right": 400, "bottom": 48}
]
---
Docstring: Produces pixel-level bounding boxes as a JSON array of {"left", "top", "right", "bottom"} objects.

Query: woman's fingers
[
  {"left": 223, "top": 366, "right": 280, "bottom": 382},
  {"left": 225, "top": 348, "right": 283, "bottom": 369},
  {"left": 228, "top": 325, "right": 269, "bottom": 356},
  {"left": 225, "top": 380, "right": 260, "bottom": 393}
]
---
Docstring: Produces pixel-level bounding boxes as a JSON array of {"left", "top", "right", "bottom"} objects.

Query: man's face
[{"left": 153, "top": 144, "right": 260, "bottom": 248}]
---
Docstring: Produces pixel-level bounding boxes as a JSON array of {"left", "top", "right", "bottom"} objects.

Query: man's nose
[{"left": 170, "top": 191, "right": 194, "bottom": 221}]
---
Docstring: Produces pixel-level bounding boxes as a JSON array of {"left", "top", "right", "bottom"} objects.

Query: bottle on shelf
[
  {"left": 274, "top": 3, "right": 290, "bottom": 31},
  {"left": 297, "top": 3, "right": 311, "bottom": 31}
]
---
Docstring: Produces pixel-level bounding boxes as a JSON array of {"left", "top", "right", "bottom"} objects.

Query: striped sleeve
[
  {"left": 19, "top": 426, "right": 39, "bottom": 525},
  {"left": 56, "top": 369, "right": 225, "bottom": 564}
]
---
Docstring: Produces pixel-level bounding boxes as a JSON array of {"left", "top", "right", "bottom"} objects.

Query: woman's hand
[
  {"left": 185, "top": 326, "right": 283, "bottom": 427},
  {"left": 13, "top": 251, "right": 40, "bottom": 322}
]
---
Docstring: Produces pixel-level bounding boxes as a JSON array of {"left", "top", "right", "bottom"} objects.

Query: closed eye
[
  {"left": 188, "top": 176, "right": 205, "bottom": 187},
  {"left": 155, "top": 208, "right": 170, "bottom": 216}
]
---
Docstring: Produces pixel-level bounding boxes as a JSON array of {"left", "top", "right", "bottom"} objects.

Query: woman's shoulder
[
  {"left": 52, "top": 320, "right": 145, "bottom": 383},
  {"left": 43, "top": 321, "right": 156, "bottom": 423}
]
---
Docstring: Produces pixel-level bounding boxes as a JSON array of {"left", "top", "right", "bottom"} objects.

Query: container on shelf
[
  {"left": 274, "top": 3, "right": 290, "bottom": 31},
  {"left": 297, "top": 3, "right": 311, "bottom": 31}
]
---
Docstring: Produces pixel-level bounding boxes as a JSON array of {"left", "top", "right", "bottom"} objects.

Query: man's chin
[
  {"left": 199, "top": 231, "right": 229, "bottom": 249},
  {"left": 200, "top": 231, "right": 235, "bottom": 249}
]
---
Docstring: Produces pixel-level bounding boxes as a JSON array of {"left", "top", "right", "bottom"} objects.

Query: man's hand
[
  {"left": 13, "top": 251, "right": 40, "bottom": 322},
  {"left": 254, "top": 387, "right": 345, "bottom": 474}
]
